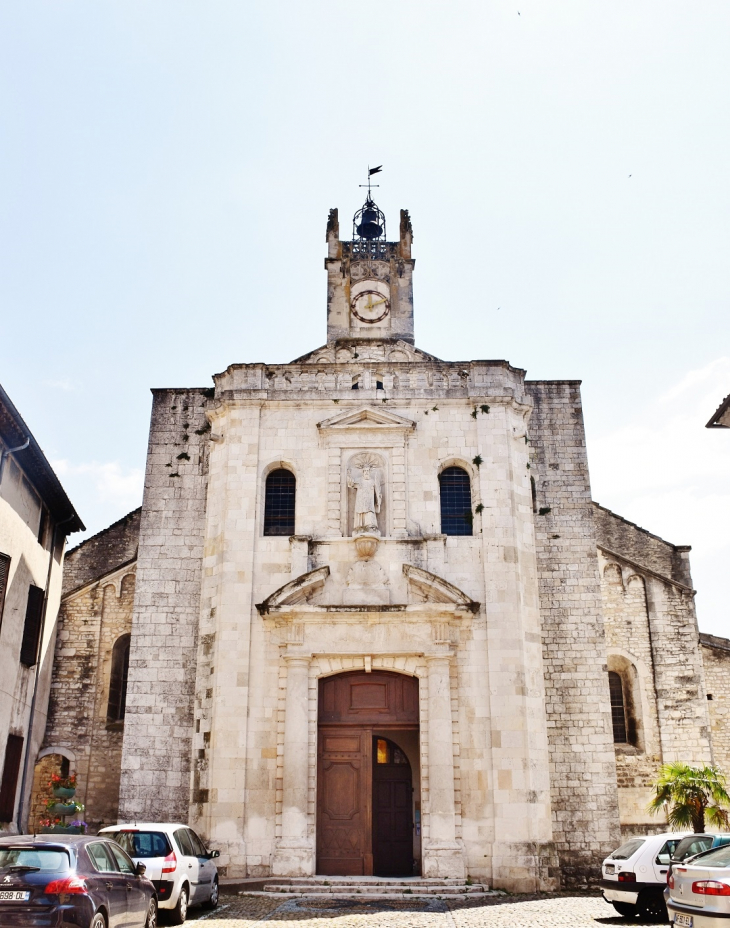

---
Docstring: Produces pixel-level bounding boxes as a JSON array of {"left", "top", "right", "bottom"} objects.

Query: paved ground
[{"left": 184, "top": 893, "right": 664, "bottom": 927}]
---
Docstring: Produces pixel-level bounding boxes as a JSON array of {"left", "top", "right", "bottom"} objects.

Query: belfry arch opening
[{"left": 316, "top": 670, "right": 420, "bottom": 877}]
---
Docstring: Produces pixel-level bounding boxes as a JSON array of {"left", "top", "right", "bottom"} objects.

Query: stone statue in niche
[{"left": 347, "top": 458, "right": 383, "bottom": 535}]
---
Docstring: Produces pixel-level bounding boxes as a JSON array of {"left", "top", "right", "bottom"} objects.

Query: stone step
[
  {"left": 262, "top": 883, "right": 489, "bottom": 895},
  {"left": 267, "top": 878, "right": 474, "bottom": 887},
  {"left": 245, "top": 890, "right": 498, "bottom": 900}
]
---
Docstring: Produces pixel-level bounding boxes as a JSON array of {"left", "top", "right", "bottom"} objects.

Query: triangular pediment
[{"left": 317, "top": 406, "right": 417, "bottom": 431}]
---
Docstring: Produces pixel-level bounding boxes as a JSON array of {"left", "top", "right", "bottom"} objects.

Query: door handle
[
  {"left": 105, "top": 881, "right": 113, "bottom": 890},
  {"left": 188, "top": 864, "right": 193, "bottom": 868},
  {"left": 126, "top": 883, "right": 133, "bottom": 891}
]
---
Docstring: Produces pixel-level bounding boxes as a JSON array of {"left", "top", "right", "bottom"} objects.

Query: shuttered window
[
  {"left": 0, "top": 734, "right": 24, "bottom": 822},
  {"left": 0, "top": 554, "right": 9, "bottom": 634},
  {"left": 20, "top": 585, "right": 44, "bottom": 667}
]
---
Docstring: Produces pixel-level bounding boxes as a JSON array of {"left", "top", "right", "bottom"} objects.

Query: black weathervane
[{"left": 354, "top": 165, "right": 386, "bottom": 241}]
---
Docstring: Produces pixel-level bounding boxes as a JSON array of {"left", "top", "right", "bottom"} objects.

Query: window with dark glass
[
  {"left": 20, "top": 585, "right": 44, "bottom": 667},
  {"left": 107, "top": 634, "right": 131, "bottom": 722},
  {"left": 608, "top": 671, "right": 628, "bottom": 744},
  {"left": 439, "top": 466, "right": 473, "bottom": 536},
  {"left": 263, "top": 469, "right": 296, "bottom": 536}
]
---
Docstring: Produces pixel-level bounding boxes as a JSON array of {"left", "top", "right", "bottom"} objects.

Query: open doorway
[{"left": 316, "top": 671, "right": 420, "bottom": 876}]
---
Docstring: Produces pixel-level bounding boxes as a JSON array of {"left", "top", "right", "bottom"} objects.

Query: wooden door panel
[
  {"left": 319, "top": 672, "right": 419, "bottom": 725},
  {"left": 373, "top": 763, "right": 413, "bottom": 876},
  {"left": 316, "top": 727, "right": 371, "bottom": 875}
]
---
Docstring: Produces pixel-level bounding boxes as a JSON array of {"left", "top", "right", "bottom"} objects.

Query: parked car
[
  {"left": 672, "top": 834, "right": 730, "bottom": 864},
  {"left": 666, "top": 842, "right": 730, "bottom": 927},
  {"left": 600, "top": 831, "right": 692, "bottom": 921},
  {"left": 99, "top": 823, "right": 219, "bottom": 924},
  {"left": 0, "top": 833, "right": 157, "bottom": 928}
]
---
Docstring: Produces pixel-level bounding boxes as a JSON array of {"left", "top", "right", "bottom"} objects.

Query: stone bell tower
[{"left": 325, "top": 195, "right": 415, "bottom": 344}]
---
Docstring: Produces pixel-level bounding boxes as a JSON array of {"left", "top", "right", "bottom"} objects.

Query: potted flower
[
  {"left": 38, "top": 817, "right": 63, "bottom": 834},
  {"left": 67, "top": 820, "right": 87, "bottom": 835},
  {"left": 46, "top": 797, "right": 82, "bottom": 817},
  {"left": 50, "top": 773, "right": 76, "bottom": 800}
]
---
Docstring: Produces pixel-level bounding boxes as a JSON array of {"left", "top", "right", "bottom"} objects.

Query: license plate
[
  {"left": 0, "top": 891, "right": 31, "bottom": 901},
  {"left": 674, "top": 914, "right": 693, "bottom": 928},
  {"left": 605, "top": 864, "right": 615, "bottom": 874}
]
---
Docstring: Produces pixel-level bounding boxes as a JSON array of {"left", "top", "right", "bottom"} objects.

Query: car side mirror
[
  {"left": 208, "top": 849, "right": 220, "bottom": 859},
  {"left": 135, "top": 862, "right": 147, "bottom": 877}
]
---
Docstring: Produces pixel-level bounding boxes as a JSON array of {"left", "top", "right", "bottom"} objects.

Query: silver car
[
  {"left": 100, "top": 823, "right": 219, "bottom": 924},
  {"left": 666, "top": 843, "right": 730, "bottom": 928}
]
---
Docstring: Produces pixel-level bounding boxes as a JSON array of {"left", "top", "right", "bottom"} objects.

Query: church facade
[{"left": 33, "top": 195, "right": 727, "bottom": 890}]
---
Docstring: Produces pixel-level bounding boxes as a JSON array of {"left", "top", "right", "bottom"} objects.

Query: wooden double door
[{"left": 316, "top": 671, "right": 418, "bottom": 877}]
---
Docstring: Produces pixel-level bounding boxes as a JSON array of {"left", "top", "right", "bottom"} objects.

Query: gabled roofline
[
  {"left": 0, "top": 383, "right": 84, "bottom": 533},
  {"left": 706, "top": 394, "right": 730, "bottom": 428}
]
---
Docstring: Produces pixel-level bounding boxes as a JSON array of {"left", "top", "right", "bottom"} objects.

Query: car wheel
[
  {"left": 90, "top": 914, "right": 107, "bottom": 928},
  {"left": 637, "top": 889, "right": 667, "bottom": 923},
  {"left": 169, "top": 885, "right": 189, "bottom": 925},
  {"left": 611, "top": 901, "right": 637, "bottom": 918},
  {"left": 145, "top": 897, "right": 158, "bottom": 928},
  {"left": 202, "top": 877, "right": 219, "bottom": 909}
]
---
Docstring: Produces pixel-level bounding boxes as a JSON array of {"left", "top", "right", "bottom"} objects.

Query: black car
[{"left": 0, "top": 834, "right": 157, "bottom": 928}]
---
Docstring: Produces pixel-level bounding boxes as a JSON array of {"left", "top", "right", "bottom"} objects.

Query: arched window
[
  {"left": 107, "top": 634, "right": 131, "bottom": 723},
  {"left": 439, "top": 466, "right": 473, "bottom": 536},
  {"left": 264, "top": 469, "right": 296, "bottom": 536},
  {"left": 608, "top": 671, "right": 628, "bottom": 744}
]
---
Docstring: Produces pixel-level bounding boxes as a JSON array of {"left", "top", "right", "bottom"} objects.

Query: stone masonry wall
[
  {"left": 700, "top": 634, "right": 730, "bottom": 777},
  {"left": 33, "top": 568, "right": 136, "bottom": 832},
  {"left": 594, "top": 504, "right": 713, "bottom": 833},
  {"left": 526, "top": 380, "right": 621, "bottom": 887},
  {"left": 63, "top": 509, "right": 141, "bottom": 595},
  {"left": 118, "top": 388, "right": 211, "bottom": 823}
]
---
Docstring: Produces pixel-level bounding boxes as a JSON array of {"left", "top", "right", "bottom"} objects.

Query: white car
[
  {"left": 99, "top": 822, "right": 219, "bottom": 924},
  {"left": 667, "top": 843, "right": 730, "bottom": 928},
  {"left": 600, "top": 831, "right": 692, "bottom": 921}
]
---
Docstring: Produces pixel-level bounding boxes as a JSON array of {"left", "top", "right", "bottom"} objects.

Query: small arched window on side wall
[
  {"left": 107, "top": 634, "right": 131, "bottom": 724},
  {"left": 608, "top": 670, "right": 628, "bottom": 744},
  {"left": 264, "top": 469, "right": 296, "bottom": 536},
  {"left": 439, "top": 466, "right": 473, "bottom": 536}
]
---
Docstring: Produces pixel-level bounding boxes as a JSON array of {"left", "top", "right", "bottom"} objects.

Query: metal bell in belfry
[{"left": 357, "top": 207, "right": 383, "bottom": 240}]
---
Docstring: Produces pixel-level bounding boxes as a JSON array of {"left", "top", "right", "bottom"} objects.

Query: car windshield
[
  {"left": 0, "top": 848, "right": 69, "bottom": 872},
  {"left": 106, "top": 831, "right": 171, "bottom": 859},
  {"left": 687, "top": 845, "right": 730, "bottom": 868},
  {"left": 673, "top": 836, "right": 714, "bottom": 861},
  {"left": 609, "top": 838, "right": 645, "bottom": 861}
]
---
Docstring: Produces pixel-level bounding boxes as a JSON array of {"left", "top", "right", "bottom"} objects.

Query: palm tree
[{"left": 647, "top": 763, "right": 730, "bottom": 833}]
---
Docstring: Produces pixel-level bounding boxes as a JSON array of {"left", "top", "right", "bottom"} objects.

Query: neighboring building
[
  {"left": 31, "top": 194, "right": 721, "bottom": 889},
  {"left": 706, "top": 394, "right": 730, "bottom": 429},
  {"left": 0, "top": 384, "right": 83, "bottom": 834}
]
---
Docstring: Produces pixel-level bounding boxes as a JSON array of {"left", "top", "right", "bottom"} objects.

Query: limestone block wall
[
  {"left": 597, "top": 554, "right": 662, "bottom": 827},
  {"left": 34, "top": 568, "right": 136, "bottom": 832},
  {"left": 62, "top": 509, "right": 140, "bottom": 594},
  {"left": 700, "top": 634, "right": 730, "bottom": 777},
  {"left": 118, "top": 388, "right": 211, "bottom": 823},
  {"left": 593, "top": 504, "right": 713, "bottom": 833},
  {"left": 526, "top": 380, "right": 621, "bottom": 886}
]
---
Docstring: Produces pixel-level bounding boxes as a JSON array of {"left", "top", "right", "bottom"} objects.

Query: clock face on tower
[{"left": 351, "top": 287, "right": 390, "bottom": 324}]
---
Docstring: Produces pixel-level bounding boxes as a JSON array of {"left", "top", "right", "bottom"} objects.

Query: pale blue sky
[{"left": 1, "top": 1, "right": 728, "bottom": 634}]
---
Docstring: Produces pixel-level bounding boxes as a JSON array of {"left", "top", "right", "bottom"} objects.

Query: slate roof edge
[{"left": 0, "top": 382, "right": 84, "bottom": 533}]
